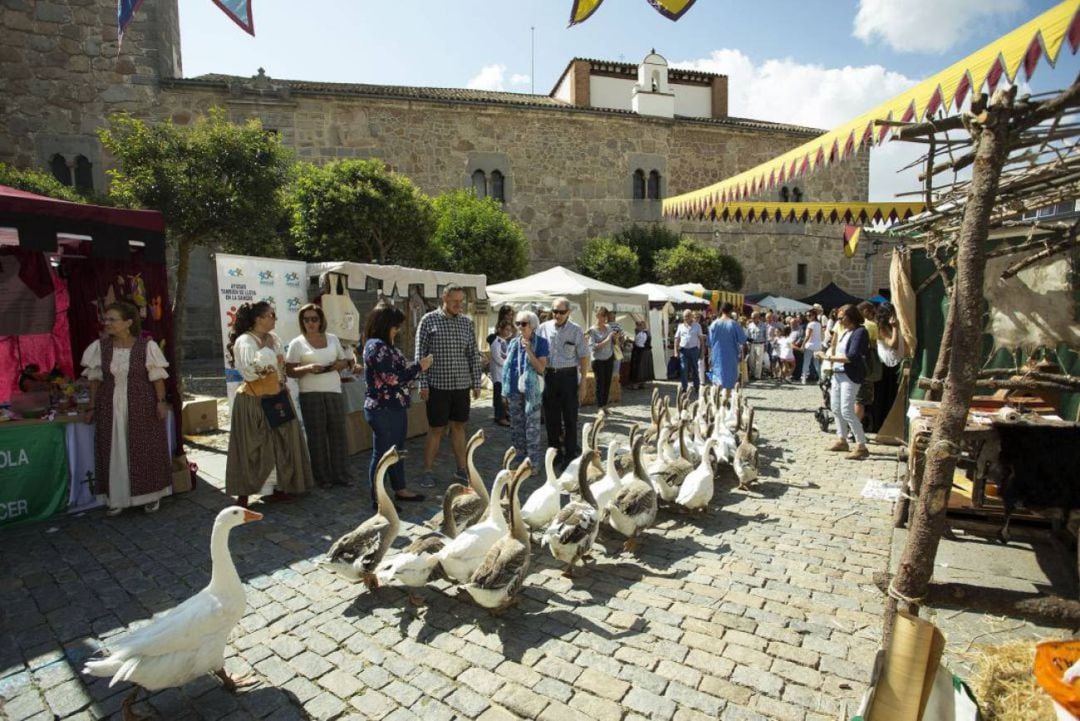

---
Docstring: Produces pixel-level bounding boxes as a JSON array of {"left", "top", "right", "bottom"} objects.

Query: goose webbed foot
[
  {"left": 622, "top": 537, "right": 639, "bottom": 554},
  {"left": 562, "top": 563, "right": 575, "bottom": 579},
  {"left": 215, "top": 669, "right": 258, "bottom": 693},
  {"left": 362, "top": 574, "right": 380, "bottom": 592},
  {"left": 121, "top": 688, "right": 148, "bottom": 721},
  {"left": 408, "top": 593, "right": 427, "bottom": 607}
]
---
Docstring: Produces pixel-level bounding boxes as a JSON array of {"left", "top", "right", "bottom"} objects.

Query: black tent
[{"left": 799, "top": 282, "right": 863, "bottom": 311}]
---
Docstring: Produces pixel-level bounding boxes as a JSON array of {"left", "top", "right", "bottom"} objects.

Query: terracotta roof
[{"left": 161, "top": 73, "right": 821, "bottom": 136}]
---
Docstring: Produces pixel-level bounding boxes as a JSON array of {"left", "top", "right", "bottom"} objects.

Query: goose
[
  {"left": 501, "top": 446, "right": 517, "bottom": 470},
  {"left": 452, "top": 430, "right": 489, "bottom": 531},
  {"left": 556, "top": 422, "right": 597, "bottom": 492},
  {"left": 590, "top": 441, "right": 626, "bottom": 517},
  {"left": 521, "top": 448, "right": 563, "bottom": 531},
  {"left": 542, "top": 449, "right": 600, "bottom": 578},
  {"left": 323, "top": 447, "right": 402, "bottom": 589},
  {"left": 609, "top": 434, "right": 658, "bottom": 553},
  {"left": 375, "top": 484, "right": 469, "bottom": 605},
  {"left": 677, "top": 438, "right": 719, "bottom": 511},
  {"left": 463, "top": 463, "right": 532, "bottom": 612},
  {"left": 83, "top": 506, "right": 262, "bottom": 720},
  {"left": 438, "top": 461, "right": 530, "bottom": 583},
  {"left": 647, "top": 424, "right": 694, "bottom": 503},
  {"left": 733, "top": 407, "right": 760, "bottom": 490}
]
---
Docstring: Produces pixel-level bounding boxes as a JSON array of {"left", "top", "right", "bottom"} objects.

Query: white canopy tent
[
  {"left": 487, "top": 266, "right": 649, "bottom": 329},
  {"left": 629, "top": 283, "right": 709, "bottom": 380},
  {"left": 756, "top": 295, "right": 812, "bottom": 313}
]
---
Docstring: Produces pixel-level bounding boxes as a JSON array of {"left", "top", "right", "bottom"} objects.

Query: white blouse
[
  {"left": 81, "top": 339, "right": 169, "bottom": 382},
  {"left": 232, "top": 332, "right": 284, "bottom": 381},
  {"left": 285, "top": 333, "right": 350, "bottom": 394}
]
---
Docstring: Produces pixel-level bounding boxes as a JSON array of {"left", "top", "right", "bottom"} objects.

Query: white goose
[
  {"left": 323, "top": 447, "right": 402, "bottom": 589},
  {"left": 609, "top": 434, "right": 658, "bottom": 553},
  {"left": 590, "top": 442, "right": 625, "bottom": 517},
  {"left": 521, "top": 448, "right": 562, "bottom": 531},
  {"left": 451, "top": 430, "right": 489, "bottom": 531},
  {"left": 677, "top": 438, "right": 719, "bottom": 511},
  {"left": 463, "top": 463, "right": 532, "bottom": 612},
  {"left": 83, "top": 506, "right": 262, "bottom": 720},
  {"left": 557, "top": 421, "right": 603, "bottom": 491},
  {"left": 374, "top": 484, "right": 469, "bottom": 605},
  {"left": 438, "top": 461, "right": 531, "bottom": 583},
  {"left": 542, "top": 449, "right": 600, "bottom": 578},
  {"left": 648, "top": 424, "right": 694, "bottom": 502},
  {"left": 733, "top": 407, "right": 761, "bottom": 490}
]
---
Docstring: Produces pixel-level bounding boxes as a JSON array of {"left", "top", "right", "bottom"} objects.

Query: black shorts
[{"left": 426, "top": 387, "right": 471, "bottom": 426}]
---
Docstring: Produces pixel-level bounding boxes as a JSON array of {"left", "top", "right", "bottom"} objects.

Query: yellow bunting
[{"left": 843, "top": 225, "right": 862, "bottom": 259}]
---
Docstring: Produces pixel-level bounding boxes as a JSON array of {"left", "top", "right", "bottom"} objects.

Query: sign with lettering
[
  {"left": 215, "top": 253, "right": 308, "bottom": 405},
  {"left": 0, "top": 424, "right": 69, "bottom": 528}
]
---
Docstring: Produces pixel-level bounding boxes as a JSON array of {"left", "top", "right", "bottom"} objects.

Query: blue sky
[{"left": 176, "top": 0, "right": 1075, "bottom": 199}]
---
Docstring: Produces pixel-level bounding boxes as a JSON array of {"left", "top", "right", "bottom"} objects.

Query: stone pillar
[
  {"left": 711, "top": 75, "right": 729, "bottom": 119},
  {"left": 571, "top": 59, "right": 591, "bottom": 107}
]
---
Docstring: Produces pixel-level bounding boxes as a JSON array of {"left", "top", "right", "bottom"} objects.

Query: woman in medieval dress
[{"left": 82, "top": 301, "right": 172, "bottom": 516}]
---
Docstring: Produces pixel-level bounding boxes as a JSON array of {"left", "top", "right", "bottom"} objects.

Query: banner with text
[
  {"left": 215, "top": 253, "right": 308, "bottom": 404},
  {"left": 0, "top": 424, "right": 69, "bottom": 528}
]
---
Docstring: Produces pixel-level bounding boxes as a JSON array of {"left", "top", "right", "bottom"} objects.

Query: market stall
[
  {"left": 0, "top": 185, "right": 178, "bottom": 527},
  {"left": 629, "top": 283, "right": 709, "bottom": 381},
  {"left": 487, "top": 266, "right": 649, "bottom": 403}
]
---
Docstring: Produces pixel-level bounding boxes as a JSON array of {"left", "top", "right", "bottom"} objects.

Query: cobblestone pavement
[{"left": 1, "top": 381, "right": 908, "bottom": 720}]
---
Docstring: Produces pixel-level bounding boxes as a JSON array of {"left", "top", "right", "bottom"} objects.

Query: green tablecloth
[{"left": 0, "top": 422, "right": 69, "bottom": 528}]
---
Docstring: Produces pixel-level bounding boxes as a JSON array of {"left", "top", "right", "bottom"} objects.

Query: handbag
[
  {"left": 319, "top": 273, "right": 361, "bottom": 344},
  {"left": 171, "top": 454, "right": 195, "bottom": 493},
  {"left": 260, "top": 389, "right": 296, "bottom": 428}
]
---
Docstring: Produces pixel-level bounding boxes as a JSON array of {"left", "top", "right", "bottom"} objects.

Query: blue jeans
[
  {"left": 363, "top": 406, "right": 407, "bottom": 504},
  {"left": 679, "top": 347, "right": 701, "bottom": 393},
  {"left": 830, "top": 371, "right": 866, "bottom": 445}
]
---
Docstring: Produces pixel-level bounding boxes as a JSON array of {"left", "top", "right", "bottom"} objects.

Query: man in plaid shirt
[{"left": 416, "top": 284, "right": 482, "bottom": 487}]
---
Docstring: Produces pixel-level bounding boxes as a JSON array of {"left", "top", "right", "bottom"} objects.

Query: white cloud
[
  {"left": 852, "top": 0, "right": 1022, "bottom": 54},
  {"left": 674, "top": 49, "right": 922, "bottom": 200},
  {"left": 467, "top": 64, "right": 508, "bottom": 91},
  {"left": 510, "top": 73, "right": 531, "bottom": 87}
]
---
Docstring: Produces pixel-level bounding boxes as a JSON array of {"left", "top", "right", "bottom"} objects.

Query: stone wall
[
  {"left": 0, "top": 0, "right": 180, "bottom": 190},
  {"left": 157, "top": 82, "right": 869, "bottom": 274}
]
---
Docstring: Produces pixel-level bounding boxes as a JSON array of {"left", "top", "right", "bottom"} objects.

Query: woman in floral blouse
[{"left": 363, "top": 302, "right": 433, "bottom": 509}]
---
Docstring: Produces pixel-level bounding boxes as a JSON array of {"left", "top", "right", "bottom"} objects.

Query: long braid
[{"left": 226, "top": 301, "right": 272, "bottom": 367}]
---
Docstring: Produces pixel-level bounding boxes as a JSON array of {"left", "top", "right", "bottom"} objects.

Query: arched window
[
  {"left": 50, "top": 154, "right": 72, "bottom": 187},
  {"left": 791, "top": 186, "right": 804, "bottom": 202},
  {"left": 490, "top": 170, "right": 505, "bottom": 203},
  {"left": 650, "top": 70, "right": 660, "bottom": 92},
  {"left": 779, "top": 186, "right": 790, "bottom": 202},
  {"left": 471, "top": 169, "right": 487, "bottom": 199},
  {"left": 632, "top": 169, "right": 646, "bottom": 200},
  {"left": 647, "top": 170, "right": 662, "bottom": 200},
  {"left": 74, "top": 155, "right": 93, "bottom": 192}
]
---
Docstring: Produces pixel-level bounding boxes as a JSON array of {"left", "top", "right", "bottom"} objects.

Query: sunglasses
[
  {"left": 552, "top": 309, "right": 569, "bottom": 315},
  {"left": 302, "top": 316, "right": 321, "bottom": 323},
  {"left": 515, "top": 321, "right": 530, "bottom": 327}
]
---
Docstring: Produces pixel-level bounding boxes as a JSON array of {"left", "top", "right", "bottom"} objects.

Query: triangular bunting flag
[
  {"left": 843, "top": 225, "right": 862, "bottom": 258},
  {"left": 211, "top": 0, "right": 255, "bottom": 36}
]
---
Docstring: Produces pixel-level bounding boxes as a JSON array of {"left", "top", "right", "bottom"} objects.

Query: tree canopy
[
  {"left": 654, "top": 238, "right": 744, "bottom": 291},
  {"left": 287, "top": 158, "right": 436, "bottom": 267},
  {"left": 611, "top": 224, "right": 680, "bottom": 282},
  {"left": 430, "top": 190, "right": 528, "bottom": 284},
  {"left": 576, "top": 235, "right": 641, "bottom": 287},
  {"left": 0, "top": 161, "right": 85, "bottom": 203}
]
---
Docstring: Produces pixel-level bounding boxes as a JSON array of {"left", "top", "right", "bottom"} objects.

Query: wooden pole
[{"left": 883, "top": 88, "right": 1015, "bottom": 646}]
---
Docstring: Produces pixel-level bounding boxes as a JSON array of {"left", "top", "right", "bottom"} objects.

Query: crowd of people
[{"left": 83, "top": 288, "right": 901, "bottom": 515}]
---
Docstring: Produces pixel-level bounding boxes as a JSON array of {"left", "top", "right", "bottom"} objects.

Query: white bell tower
[{"left": 632, "top": 50, "right": 675, "bottom": 118}]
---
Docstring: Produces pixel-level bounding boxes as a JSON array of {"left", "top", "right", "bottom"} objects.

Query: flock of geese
[
  {"left": 325, "top": 385, "right": 762, "bottom": 611},
  {"left": 81, "top": 385, "right": 763, "bottom": 719}
]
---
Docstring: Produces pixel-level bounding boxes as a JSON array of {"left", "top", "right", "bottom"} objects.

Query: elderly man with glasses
[{"left": 536, "top": 298, "right": 589, "bottom": 471}]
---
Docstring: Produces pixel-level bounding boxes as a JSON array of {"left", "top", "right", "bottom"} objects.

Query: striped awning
[
  {"left": 663, "top": 0, "right": 1080, "bottom": 219},
  {"left": 701, "top": 201, "right": 926, "bottom": 225},
  {"left": 690, "top": 289, "right": 745, "bottom": 311}
]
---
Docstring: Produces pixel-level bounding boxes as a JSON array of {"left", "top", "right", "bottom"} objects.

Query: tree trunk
[
  {"left": 883, "top": 92, "right": 1014, "bottom": 646},
  {"left": 170, "top": 238, "right": 193, "bottom": 400},
  {"left": 927, "top": 287, "right": 955, "bottom": 402}
]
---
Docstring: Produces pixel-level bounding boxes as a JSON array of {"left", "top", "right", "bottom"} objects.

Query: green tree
[
  {"left": 287, "top": 159, "right": 436, "bottom": 267},
  {"left": 612, "top": 224, "right": 680, "bottom": 283},
  {"left": 430, "top": 190, "right": 528, "bottom": 284},
  {"left": 99, "top": 109, "right": 293, "bottom": 365},
  {"left": 576, "top": 235, "right": 641, "bottom": 286},
  {"left": 654, "top": 238, "right": 745, "bottom": 291},
  {"left": 0, "top": 161, "right": 84, "bottom": 202}
]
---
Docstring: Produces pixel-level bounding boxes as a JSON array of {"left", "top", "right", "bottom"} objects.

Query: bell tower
[{"left": 632, "top": 50, "right": 675, "bottom": 118}]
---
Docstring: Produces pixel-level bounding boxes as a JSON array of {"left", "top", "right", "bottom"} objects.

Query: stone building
[{"left": 1, "top": 0, "right": 885, "bottom": 357}]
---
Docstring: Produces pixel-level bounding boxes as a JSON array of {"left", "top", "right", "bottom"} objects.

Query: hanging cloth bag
[{"left": 320, "top": 272, "right": 361, "bottom": 344}]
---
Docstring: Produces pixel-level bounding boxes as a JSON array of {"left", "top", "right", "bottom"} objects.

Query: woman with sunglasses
[
  {"left": 225, "top": 301, "right": 313, "bottom": 508},
  {"left": 286, "top": 303, "right": 354, "bottom": 488},
  {"left": 503, "top": 310, "right": 549, "bottom": 468}
]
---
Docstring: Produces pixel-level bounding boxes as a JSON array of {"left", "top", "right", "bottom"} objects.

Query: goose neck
[
  {"left": 374, "top": 460, "right": 399, "bottom": 524},
  {"left": 208, "top": 523, "right": 242, "bottom": 594}
]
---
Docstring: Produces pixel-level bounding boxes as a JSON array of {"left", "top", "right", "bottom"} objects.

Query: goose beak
[{"left": 242, "top": 509, "right": 264, "bottom": 523}]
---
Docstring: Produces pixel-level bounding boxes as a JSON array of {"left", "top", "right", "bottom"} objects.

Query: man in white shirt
[
  {"left": 673, "top": 310, "right": 705, "bottom": 397},
  {"left": 801, "top": 308, "right": 824, "bottom": 384},
  {"left": 746, "top": 312, "right": 768, "bottom": 381}
]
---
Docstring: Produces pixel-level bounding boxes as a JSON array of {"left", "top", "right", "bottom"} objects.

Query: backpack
[{"left": 863, "top": 335, "right": 883, "bottom": 383}]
